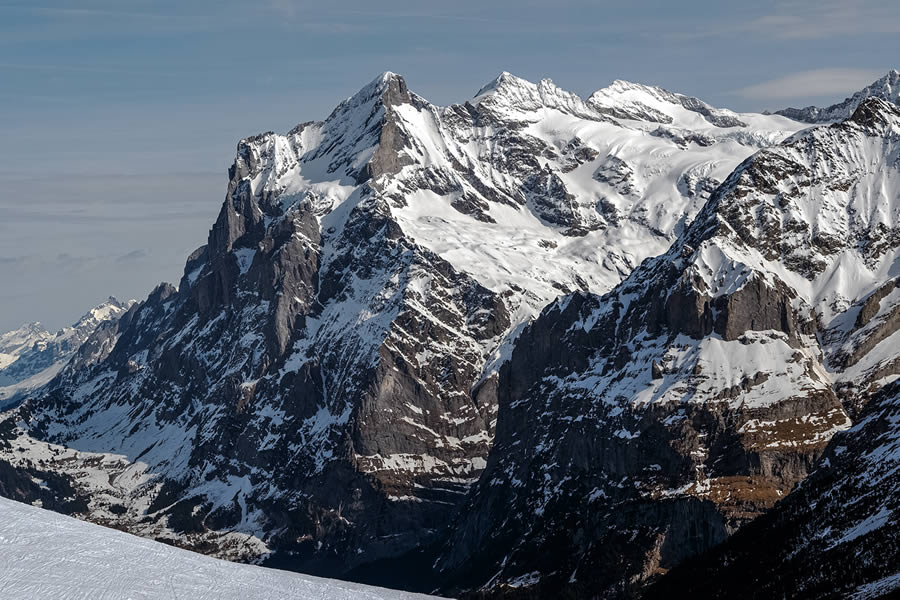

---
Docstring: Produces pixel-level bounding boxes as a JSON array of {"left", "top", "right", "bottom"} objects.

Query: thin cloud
[
  {"left": 30, "top": 6, "right": 178, "bottom": 20},
  {"left": 0, "top": 3, "right": 238, "bottom": 43},
  {"left": 733, "top": 68, "right": 886, "bottom": 101},
  {"left": 0, "top": 256, "right": 29, "bottom": 267},
  {"left": 115, "top": 249, "right": 151, "bottom": 264},
  {"left": 665, "top": 0, "right": 900, "bottom": 41},
  {"left": 745, "top": 6, "right": 900, "bottom": 40}
]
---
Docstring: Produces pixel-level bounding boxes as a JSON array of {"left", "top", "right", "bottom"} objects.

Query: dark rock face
[
  {"left": 676, "top": 94, "right": 746, "bottom": 128},
  {"left": 366, "top": 78, "right": 415, "bottom": 182},
  {"left": 856, "top": 278, "right": 900, "bottom": 328},
  {"left": 677, "top": 169, "right": 720, "bottom": 201},
  {"left": 593, "top": 155, "right": 640, "bottom": 198},
  {"left": 522, "top": 166, "right": 601, "bottom": 235},
  {"left": 646, "top": 379, "right": 900, "bottom": 600},
  {"left": 650, "top": 126, "right": 716, "bottom": 148},
  {"left": 435, "top": 98, "right": 900, "bottom": 598},
  {"left": 0, "top": 418, "right": 87, "bottom": 515},
  {"left": 437, "top": 282, "right": 842, "bottom": 596},
  {"left": 41, "top": 202, "right": 501, "bottom": 570}
]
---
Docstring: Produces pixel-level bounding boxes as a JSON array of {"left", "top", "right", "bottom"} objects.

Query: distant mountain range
[
  {"left": 0, "top": 297, "right": 132, "bottom": 406},
  {"left": 1, "top": 69, "right": 899, "bottom": 599}
]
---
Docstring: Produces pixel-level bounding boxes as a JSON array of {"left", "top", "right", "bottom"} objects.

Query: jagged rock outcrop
[
  {"left": 436, "top": 98, "right": 900, "bottom": 597},
  {"left": 646, "top": 378, "right": 900, "bottom": 599}
]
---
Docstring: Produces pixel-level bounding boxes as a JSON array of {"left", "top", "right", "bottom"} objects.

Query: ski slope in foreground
[{"left": 0, "top": 497, "right": 438, "bottom": 600}]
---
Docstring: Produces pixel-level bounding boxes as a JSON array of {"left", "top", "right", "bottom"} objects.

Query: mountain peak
[
  {"left": 473, "top": 71, "right": 534, "bottom": 98},
  {"left": 589, "top": 78, "right": 669, "bottom": 102},
  {"left": 359, "top": 70, "right": 405, "bottom": 90},
  {"left": 871, "top": 68, "right": 900, "bottom": 87},
  {"left": 776, "top": 68, "right": 900, "bottom": 123},
  {"left": 377, "top": 69, "right": 401, "bottom": 81},
  {"left": 365, "top": 70, "right": 407, "bottom": 97},
  {"left": 326, "top": 71, "right": 411, "bottom": 123},
  {"left": 74, "top": 296, "right": 130, "bottom": 324},
  {"left": 0, "top": 321, "right": 49, "bottom": 346},
  {"left": 588, "top": 79, "right": 746, "bottom": 128},
  {"left": 862, "top": 69, "right": 900, "bottom": 104},
  {"left": 472, "top": 71, "right": 598, "bottom": 119},
  {"left": 604, "top": 79, "right": 660, "bottom": 94},
  {"left": 23, "top": 321, "right": 45, "bottom": 333},
  {"left": 847, "top": 69, "right": 900, "bottom": 103}
]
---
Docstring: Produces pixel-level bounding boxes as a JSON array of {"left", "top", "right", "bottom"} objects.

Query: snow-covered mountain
[
  {"left": 4, "top": 70, "right": 900, "bottom": 598},
  {"left": 0, "top": 495, "right": 436, "bottom": 600},
  {"left": 0, "top": 71, "right": 805, "bottom": 582},
  {"left": 436, "top": 97, "right": 900, "bottom": 596},
  {"left": 776, "top": 69, "right": 900, "bottom": 123},
  {"left": 587, "top": 78, "right": 749, "bottom": 128},
  {"left": 0, "top": 298, "right": 132, "bottom": 405},
  {"left": 0, "top": 323, "right": 51, "bottom": 374}
]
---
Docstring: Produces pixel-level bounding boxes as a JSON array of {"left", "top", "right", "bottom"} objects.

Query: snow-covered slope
[
  {"left": 0, "top": 496, "right": 436, "bottom": 600},
  {"left": 0, "top": 298, "right": 132, "bottom": 405},
  {"left": 0, "top": 323, "right": 51, "bottom": 373},
  {"left": 438, "top": 98, "right": 900, "bottom": 596},
  {"left": 0, "top": 71, "right": 808, "bottom": 582},
  {"left": 776, "top": 69, "right": 900, "bottom": 123},
  {"left": 588, "top": 78, "right": 749, "bottom": 128},
  {"left": 388, "top": 72, "right": 803, "bottom": 326}
]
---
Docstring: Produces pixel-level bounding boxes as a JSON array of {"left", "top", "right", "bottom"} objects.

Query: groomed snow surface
[{"left": 0, "top": 497, "right": 437, "bottom": 600}]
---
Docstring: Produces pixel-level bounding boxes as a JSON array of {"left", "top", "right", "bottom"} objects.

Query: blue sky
[{"left": 2, "top": 0, "right": 899, "bottom": 330}]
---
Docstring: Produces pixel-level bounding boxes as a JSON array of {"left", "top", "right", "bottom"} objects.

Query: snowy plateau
[{"left": 1, "top": 69, "right": 900, "bottom": 598}]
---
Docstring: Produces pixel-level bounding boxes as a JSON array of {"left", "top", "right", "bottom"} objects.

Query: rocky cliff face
[
  {"left": 436, "top": 98, "right": 900, "bottom": 597},
  {"left": 646, "top": 378, "right": 900, "bottom": 599}
]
